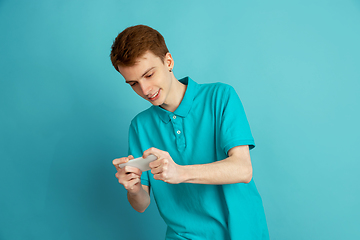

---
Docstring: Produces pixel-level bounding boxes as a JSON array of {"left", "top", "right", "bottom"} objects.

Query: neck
[{"left": 161, "top": 76, "right": 187, "bottom": 112}]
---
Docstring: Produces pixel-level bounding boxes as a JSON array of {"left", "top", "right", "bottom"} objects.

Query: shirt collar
[{"left": 153, "top": 77, "right": 198, "bottom": 123}]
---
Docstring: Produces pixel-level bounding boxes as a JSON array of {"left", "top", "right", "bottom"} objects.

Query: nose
[{"left": 139, "top": 81, "right": 152, "bottom": 96}]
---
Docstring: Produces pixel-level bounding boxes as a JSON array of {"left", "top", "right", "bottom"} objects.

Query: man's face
[{"left": 118, "top": 51, "right": 174, "bottom": 107}]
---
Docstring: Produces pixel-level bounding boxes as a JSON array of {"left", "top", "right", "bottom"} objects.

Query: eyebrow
[{"left": 125, "top": 67, "right": 155, "bottom": 83}]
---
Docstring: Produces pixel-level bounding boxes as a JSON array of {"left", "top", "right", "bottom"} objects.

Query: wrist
[
  {"left": 179, "top": 165, "right": 191, "bottom": 183},
  {"left": 127, "top": 187, "right": 144, "bottom": 196}
]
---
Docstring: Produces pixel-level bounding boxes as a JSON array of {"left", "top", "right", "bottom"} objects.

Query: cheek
[
  {"left": 131, "top": 86, "right": 142, "bottom": 95},
  {"left": 133, "top": 86, "right": 147, "bottom": 99}
]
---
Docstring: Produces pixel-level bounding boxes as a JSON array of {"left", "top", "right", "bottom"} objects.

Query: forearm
[
  {"left": 127, "top": 187, "right": 150, "bottom": 213},
  {"left": 145, "top": 145, "right": 252, "bottom": 185},
  {"left": 180, "top": 155, "right": 253, "bottom": 185}
]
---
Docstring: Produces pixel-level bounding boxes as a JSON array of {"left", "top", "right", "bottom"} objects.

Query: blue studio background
[{"left": 1, "top": 0, "right": 360, "bottom": 239}]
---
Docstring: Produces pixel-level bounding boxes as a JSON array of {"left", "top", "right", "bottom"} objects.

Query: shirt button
[
  {"left": 177, "top": 130, "right": 181, "bottom": 134},
  {"left": 173, "top": 115, "right": 176, "bottom": 119}
]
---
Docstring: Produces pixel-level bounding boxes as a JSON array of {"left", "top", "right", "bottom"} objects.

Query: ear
[{"left": 164, "top": 52, "right": 174, "bottom": 71}]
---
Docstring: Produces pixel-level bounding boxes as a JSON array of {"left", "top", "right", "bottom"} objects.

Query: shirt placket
[{"left": 170, "top": 114, "right": 186, "bottom": 151}]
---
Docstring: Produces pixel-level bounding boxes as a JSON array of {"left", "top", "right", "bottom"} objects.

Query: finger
[
  {"left": 124, "top": 177, "right": 141, "bottom": 190},
  {"left": 116, "top": 171, "right": 140, "bottom": 185},
  {"left": 151, "top": 166, "right": 162, "bottom": 175},
  {"left": 153, "top": 172, "right": 168, "bottom": 182},
  {"left": 149, "top": 158, "right": 163, "bottom": 169},
  {"left": 151, "top": 161, "right": 165, "bottom": 175},
  {"left": 142, "top": 147, "right": 165, "bottom": 159},
  {"left": 128, "top": 180, "right": 141, "bottom": 191},
  {"left": 123, "top": 166, "right": 142, "bottom": 176},
  {"left": 150, "top": 157, "right": 169, "bottom": 170},
  {"left": 113, "top": 156, "right": 134, "bottom": 171},
  {"left": 115, "top": 166, "right": 140, "bottom": 179},
  {"left": 113, "top": 157, "right": 130, "bottom": 168},
  {"left": 124, "top": 172, "right": 141, "bottom": 182}
]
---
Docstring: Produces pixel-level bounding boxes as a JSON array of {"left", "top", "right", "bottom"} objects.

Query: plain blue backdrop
[{"left": 1, "top": 0, "right": 359, "bottom": 239}]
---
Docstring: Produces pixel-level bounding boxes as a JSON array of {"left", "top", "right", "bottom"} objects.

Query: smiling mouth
[{"left": 148, "top": 90, "right": 160, "bottom": 100}]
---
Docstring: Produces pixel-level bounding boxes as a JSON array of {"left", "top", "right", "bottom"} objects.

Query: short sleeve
[
  {"left": 219, "top": 86, "right": 255, "bottom": 155},
  {"left": 128, "top": 122, "right": 150, "bottom": 187}
]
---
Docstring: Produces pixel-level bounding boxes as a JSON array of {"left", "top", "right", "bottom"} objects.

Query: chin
[
  {"left": 149, "top": 96, "right": 164, "bottom": 106},
  {"left": 148, "top": 100, "right": 163, "bottom": 106}
]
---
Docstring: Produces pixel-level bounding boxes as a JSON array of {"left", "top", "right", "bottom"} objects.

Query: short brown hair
[{"left": 110, "top": 25, "right": 169, "bottom": 71}]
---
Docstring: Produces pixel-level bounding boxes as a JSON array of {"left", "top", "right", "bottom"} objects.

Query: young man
[{"left": 111, "top": 25, "right": 269, "bottom": 240}]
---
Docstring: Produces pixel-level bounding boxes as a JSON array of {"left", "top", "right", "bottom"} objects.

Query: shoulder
[
  {"left": 199, "top": 82, "right": 235, "bottom": 95},
  {"left": 197, "top": 82, "right": 237, "bottom": 103},
  {"left": 130, "top": 106, "right": 156, "bottom": 128}
]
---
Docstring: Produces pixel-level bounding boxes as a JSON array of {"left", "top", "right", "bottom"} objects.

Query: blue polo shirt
[{"left": 128, "top": 77, "right": 269, "bottom": 240}]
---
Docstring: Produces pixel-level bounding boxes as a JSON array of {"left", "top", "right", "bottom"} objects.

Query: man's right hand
[{"left": 113, "top": 155, "right": 143, "bottom": 194}]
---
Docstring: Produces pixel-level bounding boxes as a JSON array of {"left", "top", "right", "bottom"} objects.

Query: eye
[
  {"left": 146, "top": 73, "right": 154, "bottom": 78},
  {"left": 129, "top": 82, "right": 137, "bottom": 87}
]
